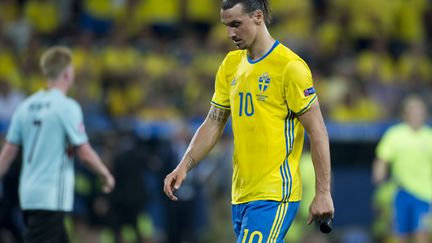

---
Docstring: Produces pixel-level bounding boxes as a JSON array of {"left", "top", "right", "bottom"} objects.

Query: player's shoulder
[
  {"left": 16, "top": 90, "right": 43, "bottom": 111},
  {"left": 63, "top": 96, "right": 79, "bottom": 106},
  {"left": 274, "top": 43, "right": 310, "bottom": 71},
  {"left": 44, "top": 90, "right": 79, "bottom": 110},
  {"left": 26, "top": 90, "right": 44, "bottom": 102},
  {"left": 275, "top": 43, "right": 302, "bottom": 61},
  {"left": 385, "top": 123, "right": 409, "bottom": 136},
  {"left": 219, "top": 50, "right": 244, "bottom": 75},
  {"left": 421, "top": 125, "right": 432, "bottom": 135},
  {"left": 63, "top": 96, "right": 82, "bottom": 111},
  {"left": 224, "top": 49, "right": 243, "bottom": 64}
]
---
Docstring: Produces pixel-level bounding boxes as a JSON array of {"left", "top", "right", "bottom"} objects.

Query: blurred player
[
  {"left": 0, "top": 46, "right": 115, "bottom": 243},
  {"left": 164, "top": 0, "right": 334, "bottom": 242},
  {"left": 373, "top": 95, "right": 432, "bottom": 243}
]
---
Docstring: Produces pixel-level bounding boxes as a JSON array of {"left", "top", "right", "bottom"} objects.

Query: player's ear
[
  {"left": 253, "top": 10, "right": 264, "bottom": 25},
  {"left": 61, "top": 69, "right": 68, "bottom": 81},
  {"left": 62, "top": 65, "right": 72, "bottom": 83}
]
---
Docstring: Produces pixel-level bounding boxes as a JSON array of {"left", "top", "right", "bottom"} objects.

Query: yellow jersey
[
  {"left": 211, "top": 41, "right": 317, "bottom": 204},
  {"left": 376, "top": 123, "right": 432, "bottom": 201}
]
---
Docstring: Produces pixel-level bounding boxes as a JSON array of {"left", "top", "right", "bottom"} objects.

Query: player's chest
[
  {"left": 229, "top": 67, "right": 283, "bottom": 104},
  {"left": 394, "top": 132, "right": 432, "bottom": 155}
]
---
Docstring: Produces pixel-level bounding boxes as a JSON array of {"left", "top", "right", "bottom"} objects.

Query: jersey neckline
[
  {"left": 246, "top": 40, "right": 280, "bottom": 64},
  {"left": 45, "top": 88, "right": 64, "bottom": 96}
]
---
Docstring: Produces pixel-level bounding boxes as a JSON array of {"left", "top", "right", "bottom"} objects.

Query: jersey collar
[{"left": 247, "top": 40, "right": 280, "bottom": 64}]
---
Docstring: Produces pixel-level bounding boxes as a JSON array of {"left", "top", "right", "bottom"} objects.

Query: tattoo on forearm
[
  {"left": 208, "top": 107, "right": 230, "bottom": 123},
  {"left": 186, "top": 155, "right": 198, "bottom": 172}
]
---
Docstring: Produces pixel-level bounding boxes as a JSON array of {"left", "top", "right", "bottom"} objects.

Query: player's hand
[
  {"left": 307, "top": 191, "right": 334, "bottom": 225},
  {"left": 164, "top": 166, "right": 187, "bottom": 201},
  {"left": 102, "top": 173, "right": 115, "bottom": 193}
]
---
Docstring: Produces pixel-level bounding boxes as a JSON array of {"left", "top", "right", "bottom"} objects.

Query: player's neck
[
  {"left": 408, "top": 123, "right": 423, "bottom": 131},
  {"left": 47, "top": 81, "right": 69, "bottom": 94},
  {"left": 247, "top": 30, "right": 275, "bottom": 61}
]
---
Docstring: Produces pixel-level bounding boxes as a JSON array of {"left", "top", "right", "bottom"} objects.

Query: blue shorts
[
  {"left": 394, "top": 189, "right": 430, "bottom": 235},
  {"left": 232, "top": 200, "right": 300, "bottom": 243}
]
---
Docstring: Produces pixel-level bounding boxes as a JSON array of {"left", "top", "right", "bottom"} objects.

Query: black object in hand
[{"left": 319, "top": 219, "right": 333, "bottom": 234}]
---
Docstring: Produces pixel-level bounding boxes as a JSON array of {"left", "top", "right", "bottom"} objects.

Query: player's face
[
  {"left": 404, "top": 99, "right": 427, "bottom": 129},
  {"left": 221, "top": 4, "right": 259, "bottom": 50}
]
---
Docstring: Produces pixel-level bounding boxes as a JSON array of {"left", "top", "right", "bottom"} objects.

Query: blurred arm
[
  {"left": 0, "top": 142, "right": 19, "bottom": 179},
  {"left": 372, "top": 158, "right": 388, "bottom": 184},
  {"left": 75, "top": 143, "right": 115, "bottom": 193}
]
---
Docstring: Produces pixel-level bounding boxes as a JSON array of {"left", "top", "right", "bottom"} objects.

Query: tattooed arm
[
  {"left": 164, "top": 106, "right": 230, "bottom": 200},
  {"left": 184, "top": 106, "right": 230, "bottom": 170}
]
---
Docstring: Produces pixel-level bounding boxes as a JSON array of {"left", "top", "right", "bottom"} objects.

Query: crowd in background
[
  {"left": 0, "top": 0, "right": 431, "bottom": 124},
  {"left": 0, "top": 0, "right": 431, "bottom": 242}
]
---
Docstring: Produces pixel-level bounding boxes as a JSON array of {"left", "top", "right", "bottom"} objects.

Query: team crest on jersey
[
  {"left": 257, "top": 73, "right": 270, "bottom": 102},
  {"left": 258, "top": 73, "right": 270, "bottom": 92}
]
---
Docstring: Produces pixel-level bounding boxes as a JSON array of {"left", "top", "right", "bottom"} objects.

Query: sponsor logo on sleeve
[
  {"left": 304, "top": 87, "right": 316, "bottom": 97},
  {"left": 78, "top": 123, "right": 86, "bottom": 134}
]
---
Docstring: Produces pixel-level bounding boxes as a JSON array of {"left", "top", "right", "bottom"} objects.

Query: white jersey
[{"left": 6, "top": 89, "right": 88, "bottom": 211}]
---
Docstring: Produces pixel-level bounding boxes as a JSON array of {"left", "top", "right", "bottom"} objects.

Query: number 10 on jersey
[{"left": 238, "top": 92, "right": 254, "bottom": 117}]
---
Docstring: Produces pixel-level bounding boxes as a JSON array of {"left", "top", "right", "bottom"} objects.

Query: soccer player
[
  {"left": 164, "top": 0, "right": 334, "bottom": 242},
  {"left": 373, "top": 95, "right": 432, "bottom": 243},
  {"left": 0, "top": 46, "right": 115, "bottom": 243}
]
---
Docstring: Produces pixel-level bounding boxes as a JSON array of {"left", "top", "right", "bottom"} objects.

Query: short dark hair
[{"left": 221, "top": 0, "right": 272, "bottom": 24}]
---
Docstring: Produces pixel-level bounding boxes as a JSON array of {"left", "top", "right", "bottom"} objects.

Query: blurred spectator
[
  {"left": 392, "top": 0, "right": 428, "bottom": 45},
  {"left": 0, "top": 78, "right": 24, "bottom": 123},
  {"left": 24, "top": 0, "right": 62, "bottom": 36},
  {"left": 371, "top": 180, "right": 397, "bottom": 242},
  {"left": 271, "top": 0, "right": 313, "bottom": 51},
  {"left": 0, "top": 138, "right": 24, "bottom": 243},
  {"left": 79, "top": 0, "right": 123, "bottom": 36},
  {"left": 184, "top": 0, "right": 218, "bottom": 36},
  {"left": 20, "top": 37, "right": 46, "bottom": 94},
  {"left": 356, "top": 39, "right": 395, "bottom": 85},
  {"left": 0, "top": 0, "right": 20, "bottom": 25},
  {"left": 105, "top": 132, "right": 152, "bottom": 242},
  {"left": 100, "top": 30, "right": 143, "bottom": 117},
  {"left": 72, "top": 32, "right": 103, "bottom": 107},
  {"left": 113, "top": 0, "right": 147, "bottom": 38},
  {"left": 396, "top": 44, "right": 432, "bottom": 86},
  {"left": 144, "top": 0, "right": 181, "bottom": 38},
  {"left": 330, "top": 79, "right": 384, "bottom": 122},
  {"left": 0, "top": 37, "right": 21, "bottom": 89},
  {"left": 372, "top": 95, "right": 432, "bottom": 243},
  {"left": 0, "top": 0, "right": 32, "bottom": 51}
]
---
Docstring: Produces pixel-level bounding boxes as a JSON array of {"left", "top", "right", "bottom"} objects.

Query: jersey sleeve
[
  {"left": 211, "top": 56, "right": 231, "bottom": 110},
  {"left": 6, "top": 110, "right": 22, "bottom": 145},
  {"left": 283, "top": 60, "right": 317, "bottom": 115},
  {"left": 375, "top": 128, "right": 395, "bottom": 162},
  {"left": 61, "top": 100, "right": 88, "bottom": 146}
]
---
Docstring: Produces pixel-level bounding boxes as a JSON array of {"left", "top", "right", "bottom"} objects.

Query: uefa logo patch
[
  {"left": 258, "top": 73, "right": 270, "bottom": 92},
  {"left": 303, "top": 87, "right": 316, "bottom": 97}
]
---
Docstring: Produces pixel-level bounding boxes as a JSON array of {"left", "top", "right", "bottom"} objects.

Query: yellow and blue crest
[{"left": 258, "top": 73, "right": 270, "bottom": 92}]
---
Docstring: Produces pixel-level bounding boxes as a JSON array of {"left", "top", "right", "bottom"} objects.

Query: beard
[{"left": 233, "top": 40, "right": 247, "bottom": 49}]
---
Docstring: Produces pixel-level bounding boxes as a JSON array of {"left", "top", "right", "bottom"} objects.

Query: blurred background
[{"left": 0, "top": 0, "right": 431, "bottom": 242}]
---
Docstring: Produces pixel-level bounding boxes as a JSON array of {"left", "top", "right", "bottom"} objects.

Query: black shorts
[{"left": 23, "top": 210, "right": 69, "bottom": 243}]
